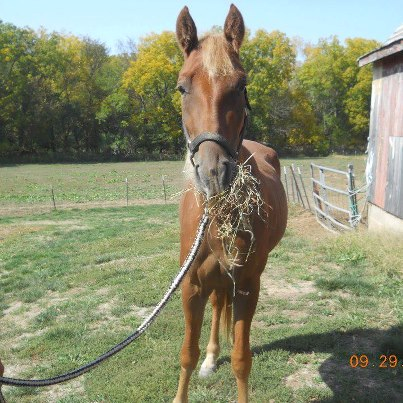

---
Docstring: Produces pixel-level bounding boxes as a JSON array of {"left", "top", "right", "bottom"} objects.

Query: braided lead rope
[{"left": 0, "top": 210, "right": 208, "bottom": 391}]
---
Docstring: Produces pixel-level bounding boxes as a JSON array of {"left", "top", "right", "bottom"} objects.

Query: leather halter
[{"left": 184, "top": 88, "right": 251, "bottom": 166}]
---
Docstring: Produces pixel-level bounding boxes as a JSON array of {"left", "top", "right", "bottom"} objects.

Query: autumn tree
[
  {"left": 296, "top": 36, "right": 379, "bottom": 151},
  {"left": 121, "top": 32, "right": 183, "bottom": 155},
  {"left": 241, "top": 30, "right": 296, "bottom": 148},
  {"left": 0, "top": 19, "right": 380, "bottom": 160}
]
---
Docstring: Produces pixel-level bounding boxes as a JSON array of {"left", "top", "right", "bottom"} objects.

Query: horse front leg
[
  {"left": 231, "top": 278, "right": 260, "bottom": 403},
  {"left": 199, "top": 289, "right": 226, "bottom": 377},
  {"left": 173, "top": 281, "right": 207, "bottom": 403}
]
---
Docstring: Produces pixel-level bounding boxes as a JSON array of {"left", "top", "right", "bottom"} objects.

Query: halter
[{"left": 184, "top": 88, "right": 251, "bottom": 166}]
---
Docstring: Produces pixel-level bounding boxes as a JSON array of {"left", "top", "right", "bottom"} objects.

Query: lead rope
[{"left": 0, "top": 210, "right": 209, "bottom": 401}]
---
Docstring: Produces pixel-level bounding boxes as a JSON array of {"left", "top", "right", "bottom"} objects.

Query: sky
[{"left": 1, "top": 0, "right": 402, "bottom": 54}]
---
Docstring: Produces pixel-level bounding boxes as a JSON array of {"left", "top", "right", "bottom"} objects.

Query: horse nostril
[
  {"left": 195, "top": 164, "right": 200, "bottom": 178},
  {"left": 209, "top": 168, "right": 218, "bottom": 177},
  {"left": 221, "top": 160, "right": 233, "bottom": 185}
]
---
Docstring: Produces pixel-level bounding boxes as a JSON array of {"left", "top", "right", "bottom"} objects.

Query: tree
[
  {"left": 296, "top": 36, "right": 379, "bottom": 152},
  {"left": 122, "top": 32, "right": 183, "bottom": 155},
  {"left": 241, "top": 30, "right": 296, "bottom": 148},
  {"left": 342, "top": 38, "right": 379, "bottom": 146}
]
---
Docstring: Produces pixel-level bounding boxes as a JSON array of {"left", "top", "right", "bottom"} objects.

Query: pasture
[
  {"left": 0, "top": 158, "right": 402, "bottom": 402},
  {"left": 0, "top": 155, "right": 366, "bottom": 215}
]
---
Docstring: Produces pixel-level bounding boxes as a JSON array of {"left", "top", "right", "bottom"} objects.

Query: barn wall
[
  {"left": 368, "top": 203, "right": 403, "bottom": 236},
  {"left": 367, "top": 52, "right": 403, "bottom": 220}
]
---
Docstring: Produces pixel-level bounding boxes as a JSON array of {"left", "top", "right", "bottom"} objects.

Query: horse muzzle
[{"left": 192, "top": 142, "right": 236, "bottom": 198}]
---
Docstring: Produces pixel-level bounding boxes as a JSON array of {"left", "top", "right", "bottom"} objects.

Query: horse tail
[{"left": 220, "top": 290, "right": 233, "bottom": 342}]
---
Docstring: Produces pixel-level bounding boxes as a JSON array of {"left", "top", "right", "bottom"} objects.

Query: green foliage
[
  {"left": 0, "top": 20, "right": 379, "bottom": 160},
  {"left": 241, "top": 30, "right": 296, "bottom": 147},
  {"left": 297, "top": 37, "right": 380, "bottom": 152},
  {"left": 122, "top": 32, "right": 184, "bottom": 154}
]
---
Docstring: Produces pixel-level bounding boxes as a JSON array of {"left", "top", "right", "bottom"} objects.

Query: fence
[
  {"left": 1, "top": 159, "right": 368, "bottom": 222},
  {"left": 310, "top": 163, "right": 365, "bottom": 232},
  {"left": 282, "top": 162, "right": 367, "bottom": 232},
  {"left": 0, "top": 161, "right": 185, "bottom": 216}
]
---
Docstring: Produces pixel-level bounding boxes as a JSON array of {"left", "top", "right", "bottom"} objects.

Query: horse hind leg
[{"left": 199, "top": 289, "right": 231, "bottom": 377}]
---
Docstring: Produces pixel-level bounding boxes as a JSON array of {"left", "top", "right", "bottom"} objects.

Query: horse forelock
[{"left": 200, "top": 34, "right": 237, "bottom": 77}]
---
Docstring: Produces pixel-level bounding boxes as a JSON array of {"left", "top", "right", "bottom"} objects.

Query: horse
[{"left": 174, "top": 4, "right": 288, "bottom": 402}]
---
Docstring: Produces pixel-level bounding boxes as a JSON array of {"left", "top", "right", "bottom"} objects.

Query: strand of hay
[{"left": 207, "top": 155, "right": 266, "bottom": 268}]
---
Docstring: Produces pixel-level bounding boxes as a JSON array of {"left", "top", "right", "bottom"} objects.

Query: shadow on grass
[{"left": 218, "top": 325, "right": 403, "bottom": 402}]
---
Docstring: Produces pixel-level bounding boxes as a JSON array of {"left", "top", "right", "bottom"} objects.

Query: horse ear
[
  {"left": 176, "top": 6, "right": 198, "bottom": 56},
  {"left": 224, "top": 4, "right": 245, "bottom": 53}
]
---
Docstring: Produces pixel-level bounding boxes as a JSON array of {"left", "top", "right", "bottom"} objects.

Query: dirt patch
[
  {"left": 42, "top": 378, "right": 85, "bottom": 402},
  {"left": 131, "top": 305, "right": 153, "bottom": 319},
  {"left": 1, "top": 362, "right": 32, "bottom": 378},
  {"left": 3, "top": 288, "right": 85, "bottom": 330},
  {"left": 3, "top": 301, "right": 42, "bottom": 327},
  {"left": 287, "top": 207, "right": 333, "bottom": 241},
  {"left": 22, "top": 219, "right": 82, "bottom": 226},
  {"left": 286, "top": 364, "right": 328, "bottom": 390},
  {"left": 89, "top": 298, "right": 153, "bottom": 331},
  {"left": 282, "top": 309, "right": 308, "bottom": 320},
  {"left": 0, "top": 199, "right": 176, "bottom": 217},
  {"left": 95, "top": 287, "right": 111, "bottom": 296},
  {"left": 0, "top": 225, "right": 45, "bottom": 241},
  {"left": 97, "top": 298, "right": 119, "bottom": 316},
  {"left": 0, "top": 220, "right": 89, "bottom": 242},
  {"left": 96, "top": 258, "right": 127, "bottom": 268},
  {"left": 261, "top": 278, "right": 317, "bottom": 301}
]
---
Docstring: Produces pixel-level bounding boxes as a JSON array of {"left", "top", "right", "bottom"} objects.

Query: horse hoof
[{"left": 199, "top": 364, "right": 216, "bottom": 378}]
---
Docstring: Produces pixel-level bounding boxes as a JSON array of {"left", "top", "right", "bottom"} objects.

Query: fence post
[
  {"left": 319, "top": 167, "right": 330, "bottom": 227},
  {"left": 347, "top": 164, "right": 359, "bottom": 227},
  {"left": 51, "top": 186, "right": 56, "bottom": 210},
  {"left": 298, "top": 167, "right": 311, "bottom": 211},
  {"left": 283, "top": 166, "right": 289, "bottom": 202},
  {"left": 162, "top": 175, "right": 167, "bottom": 204},
  {"left": 290, "top": 166, "right": 295, "bottom": 203},
  {"left": 125, "top": 178, "right": 129, "bottom": 207},
  {"left": 291, "top": 164, "right": 305, "bottom": 208}
]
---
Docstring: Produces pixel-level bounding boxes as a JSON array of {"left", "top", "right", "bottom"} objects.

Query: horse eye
[
  {"left": 236, "top": 81, "right": 247, "bottom": 94},
  {"left": 176, "top": 85, "right": 188, "bottom": 95}
]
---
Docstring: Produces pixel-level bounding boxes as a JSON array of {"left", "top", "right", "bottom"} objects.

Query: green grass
[
  {"left": 0, "top": 155, "right": 366, "bottom": 214},
  {"left": 1, "top": 204, "right": 402, "bottom": 402},
  {"left": 0, "top": 161, "right": 185, "bottom": 208}
]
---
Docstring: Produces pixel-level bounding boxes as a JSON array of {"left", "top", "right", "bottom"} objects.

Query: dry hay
[{"left": 206, "top": 156, "right": 266, "bottom": 268}]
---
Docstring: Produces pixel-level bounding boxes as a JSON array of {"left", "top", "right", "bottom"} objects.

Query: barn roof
[{"left": 358, "top": 24, "right": 403, "bottom": 67}]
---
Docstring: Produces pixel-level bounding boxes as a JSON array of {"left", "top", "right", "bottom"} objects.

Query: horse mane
[{"left": 199, "top": 34, "right": 237, "bottom": 77}]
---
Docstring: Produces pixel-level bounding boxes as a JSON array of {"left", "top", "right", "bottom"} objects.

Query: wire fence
[
  {"left": 1, "top": 159, "right": 368, "bottom": 221},
  {"left": 0, "top": 162, "right": 186, "bottom": 216},
  {"left": 281, "top": 162, "right": 368, "bottom": 232}
]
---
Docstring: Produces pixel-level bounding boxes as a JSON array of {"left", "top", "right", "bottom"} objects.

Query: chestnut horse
[{"left": 174, "top": 5, "right": 287, "bottom": 402}]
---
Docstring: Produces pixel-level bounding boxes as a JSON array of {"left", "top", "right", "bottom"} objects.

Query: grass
[
  {"left": 1, "top": 203, "right": 402, "bottom": 402},
  {"left": 0, "top": 161, "right": 185, "bottom": 212},
  {"left": 0, "top": 155, "right": 366, "bottom": 215}
]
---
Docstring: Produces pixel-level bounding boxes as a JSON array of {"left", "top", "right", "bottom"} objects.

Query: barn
[{"left": 358, "top": 25, "right": 403, "bottom": 235}]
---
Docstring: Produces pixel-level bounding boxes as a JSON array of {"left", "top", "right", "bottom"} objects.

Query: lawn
[
  {"left": 0, "top": 203, "right": 402, "bottom": 402},
  {"left": 0, "top": 155, "right": 367, "bottom": 215}
]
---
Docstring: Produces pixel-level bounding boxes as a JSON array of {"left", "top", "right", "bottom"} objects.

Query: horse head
[{"left": 176, "top": 4, "right": 250, "bottom": 198}]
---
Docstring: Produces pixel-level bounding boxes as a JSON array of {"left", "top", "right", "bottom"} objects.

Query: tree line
[{"left": 0, "top": 20, "right": 379, "bottom": 161}]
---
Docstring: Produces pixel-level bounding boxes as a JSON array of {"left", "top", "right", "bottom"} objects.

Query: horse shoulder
[{"left": 241, "top": 140, "right": 281, "bottom": 177}]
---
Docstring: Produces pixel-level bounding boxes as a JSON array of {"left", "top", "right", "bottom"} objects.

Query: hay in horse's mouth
[{"left": 207, "top": 156, "right": 266, "bottom": 267}]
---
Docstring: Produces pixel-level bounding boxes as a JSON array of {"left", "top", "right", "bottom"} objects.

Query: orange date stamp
[{"left": 349, "top": 354, "right": 402, "bottom": 368}]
